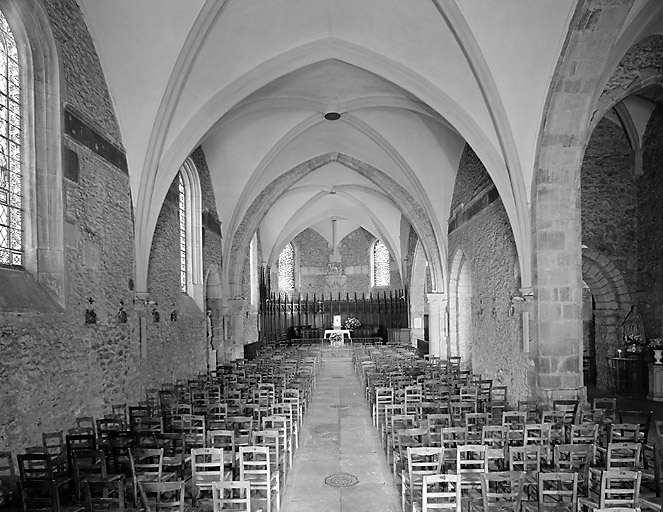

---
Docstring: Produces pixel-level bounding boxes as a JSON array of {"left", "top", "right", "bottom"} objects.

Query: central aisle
[{"left": 280, "top": 347, "right": 401, "bottom": 512}]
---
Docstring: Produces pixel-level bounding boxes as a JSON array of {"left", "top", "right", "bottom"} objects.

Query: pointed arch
[
  {"left": 225, "top": 152, "right": 444, "bottom": 299},
  {"left": 178, "top": 157, "right": 203, "bottom": 309},
  {"left": 581, "top": 246, "right": 632, "bottom": 389},
  {"left": 449, "top": 248, "right": 472, "bottom": 361}
]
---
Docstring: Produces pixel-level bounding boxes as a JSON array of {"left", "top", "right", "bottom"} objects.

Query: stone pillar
[
  {"left": 224, "top": 298, "right": 248, "bottom": 361},
  {"left": 427, "top": 292, "right": 448, "bottom": 358}
]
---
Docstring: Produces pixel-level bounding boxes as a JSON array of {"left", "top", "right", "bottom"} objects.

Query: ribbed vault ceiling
[{"left": 77, "top": 0, "right": 645, "bottom": 294}]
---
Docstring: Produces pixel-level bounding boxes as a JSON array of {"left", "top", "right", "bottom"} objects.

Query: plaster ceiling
[{"left": 75, "top": 0, "right": 583, "bottom": 290}]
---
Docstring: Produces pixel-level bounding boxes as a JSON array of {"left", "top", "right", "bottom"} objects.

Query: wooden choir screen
[{"left": 259, "top": 283, "right": 409, "bottom": 342}]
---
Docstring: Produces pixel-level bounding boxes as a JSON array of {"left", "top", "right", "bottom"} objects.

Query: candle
[{"left": 617, "top": 349, "right": 622, "bottom": 358}]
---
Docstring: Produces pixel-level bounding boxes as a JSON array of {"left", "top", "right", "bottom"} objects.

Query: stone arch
[
  {"left": 449, "top": 248, "right": 472, "bottom": 362},
  {"left": 226, "top": 152, "right": 444, "bottom": 299},
  {"left": 581, "top": 247, "right": 632, "bottom": 389},
  {"left": 409, "top": 240, "right": 428, "bottom": 345},
  {"left": 592, "top": 34, "right": 663, "bottom": 131}
]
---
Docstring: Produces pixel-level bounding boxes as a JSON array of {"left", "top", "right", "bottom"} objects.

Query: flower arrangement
[
  {"left": 329, "top": 331, "right": 344, "bottom": 343},
  {"left": 624, "top": 334, "right": 645, "bottom": 353},
  {"left": 648, "top": 337, "right": 663, "bottom": 349},
  {"left": 345, "top": 317, "right": 361, "bottom": 330}
]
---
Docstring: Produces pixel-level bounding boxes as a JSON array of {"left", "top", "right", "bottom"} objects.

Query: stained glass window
[
  {"left": 278, "top": 242, "right": 295, "bottom": 290},
  {"left": 0, "top": 12, "right": 20, "bottom": 266},
  {"left": 178, "top": 173, "right": 187, "bottom": 292},
  {"left": 373, "top": 240, "right": 390, "bottom": 287}
]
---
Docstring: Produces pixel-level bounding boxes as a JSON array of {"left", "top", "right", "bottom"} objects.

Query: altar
[{"left": 324, "top": 329, "right": 352, "bottom": 346}]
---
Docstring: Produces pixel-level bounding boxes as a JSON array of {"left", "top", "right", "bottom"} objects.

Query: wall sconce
[
  {"left": 170, "top": 310, "right": 178, "bottom": 322},
  {"left": 117, "top": 300, "right": 128, "bottom": 323},
  {"left": 85, "top": 297, "right": 97, "bottom": 324},
  {"left": 152, "top": 307, "right": 160, "bottom": 323}
]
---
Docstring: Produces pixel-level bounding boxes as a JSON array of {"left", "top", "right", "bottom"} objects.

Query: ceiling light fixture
[{"left": 324, "top": 112, "right": 341, "bottom": 121}]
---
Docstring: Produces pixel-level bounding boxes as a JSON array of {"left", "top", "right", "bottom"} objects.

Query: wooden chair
[
  {"left": 72, "top": 449, "right": 119, "bottom": 504},
  {"left": 481, "top": 425, "right": 507, "bottom": 471},
  {"left": 554, "top": 444, "right": 592, "bottom": 497},
  {"left": 138, "top": 480, "right": 186, "bottom": 512},
  {"left": 592, "top": 398, "right": 617, "bottom": 423},
  {"left": 393, "top": 427, "right": 428, "bottom": 477},
  {"left": 456, "top": 444, "right": 487, "bottom": 499},
  {"left": 608, "top": 423, "right": 640, "bottom": 444},
  {"left": 18, "top": 479, "right": 84, "bottom": 512},
  {"left": 523, "top": 471, "right": 578, "bottom": 512},
  {"left": 251, "top": 430, "right": 285, "bottom": 486},
  {"left": 541, "top": 410, "right": 567, "bottom": 444},
  {"left": 578, "top": 470, "right": 641, "bottom": 512},
  {"left": 239, "top": 446, "right": 279, "bottom": 512},
  {"left": 401, "top": 446, "right": 444, "bottom": 512},
  {"left": 502, "top": 411, "right": 527, "bottom": 446},
  {"left": 128, "top": 448, "right": 172, "bottom": 507},
  {"left": 190, "top": 447, "right": 228, "bottom": 505},
  {"left": 17, "top": 453, "right": 73, "bottom": 497},
  {"left": 553, "top": 400, "right": 579, "bottom": 426},
  {"left": 207, "top": 430, "right": 237, "bottom": 478},
  {"left": 65, "top": 433, "right": 97, "bottom": 476},
  {"left": 153, "top": 433, "right": 186, "bottom": 479},
  {"left": 523, "top": 423, "right": 552, "bottom": 465},
  {"left": 211, "top": 480, "right": 251, "bottom": 512},
  {"left": 619, "top": 411, "right": 653, "bottom": 444},
  {"left": 473, "top": 471, "right": 525, "bottom": 512},
  {"left": 84, "top": 474, "right": 137, "bottom": 512},
  {"left": 415, "top": 473, "right": 461, "bottom": 512},
  {"left": 41, "top": 432, "right": 67, "bottom": 475}
]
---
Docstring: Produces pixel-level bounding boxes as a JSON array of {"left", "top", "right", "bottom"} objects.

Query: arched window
[
  {"left": 0, "top": 3, "right": 65, "bottom": 307},
  {"left": 278, "top": 242, "right": 295, "bottom": 292},
  {"left": 177, "top": 158, "right": 203, "bottom": 308},
  {"left": 0, "top": 12, "right": 20, "bottom": 267},
  {"left": 371, "top": 239, "right": 390, "bottom": 288}
]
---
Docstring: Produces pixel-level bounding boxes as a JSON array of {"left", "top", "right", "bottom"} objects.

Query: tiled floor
[{"left": 280, "top": 347, "right": 401, "bottom": 512}]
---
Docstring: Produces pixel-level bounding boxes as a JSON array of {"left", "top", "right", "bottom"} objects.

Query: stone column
[
  {"left": 427, "top": 292, "right": 448, "bottom": 358},
  {"left": 224, "top": 298, "right": 248, "bottom": 361}
]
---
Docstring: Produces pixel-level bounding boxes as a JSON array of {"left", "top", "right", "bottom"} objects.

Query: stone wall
[
  {"left": 0, "top": 2, "right": 209, "bottom": 457},
  {"left": 448, "top": 146, "right": 530, "bottom": 404},
  {"left": 580, "top": 118, "right": 636, "bottom": 388},
  {"left": 278, "top": 227, "right": 403, "bottom": 296},
  {"left": 638, "top": 106, "right": 663, "bottom": 336},
  {"left": 0, "top": 1, "right": 137, "bottom": 456}
]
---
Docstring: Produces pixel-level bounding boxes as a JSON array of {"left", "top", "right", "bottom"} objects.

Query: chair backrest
[
  {"left": 456, "top": 444, "right": 487, "bottom": 475},
  {"left": 619, "top": 410, "right": 653, "bottom": 444},
  {"left": 422, "top": 473, "right": 461, "bottom": 512},
  {"left": 523, "top": 423, "right": 552, "bottom": 463},
  {"left": 508, "top": 445, "right": 540, "bottom": 473},
  {"left": 593, "top": 397, "right": 617, "bottom": 422},
  {"left": 553, "top": 400, "right": 579, "bottom": 425},
  {"left": 554, "top": 444, "right": 592, "bottom": 485},
  {"left": 479, "top": 471, "right": 525, "bottom": 512},
  {"left": 609, "top": 423, "right": 641, "bottom": 444},
  {"left": 130, "top": 448, "right": 164, "bottom": 481},
  {"left": 139, "top": 480, "right": 186, "bottom": 512},
  {"left": 17, "top": 453, "right": 55, "bottom": 480},
  {"left": 239, "top": 445, "right": 271, "bottom": 483},
  {"left": 191, "top": 447, "right": 224, "bottom": 483},
  {"left": 18, "top": 479, "right": 61, "bottom": 512},
  {"left": 211, "top": 480, "right": 251, "bottom": 512},
  {"left": 407, "top": 446, "right": 445, "bottom": 481},
  {"left": 595, "top": 470, "right": 641, "bottom": 508},
  {"left": 537, "top": 471, "right": 578, "bottom": 512},
  {"left": 606, "top": 442, "right": 642, "bottom": 471},
  {"left": 85, "top": 474, "right": 127, "bottom": 512}
]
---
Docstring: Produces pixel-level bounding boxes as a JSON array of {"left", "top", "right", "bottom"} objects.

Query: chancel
[{"left": 4, "top": 2, "right": 663, "bottom": 511}]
